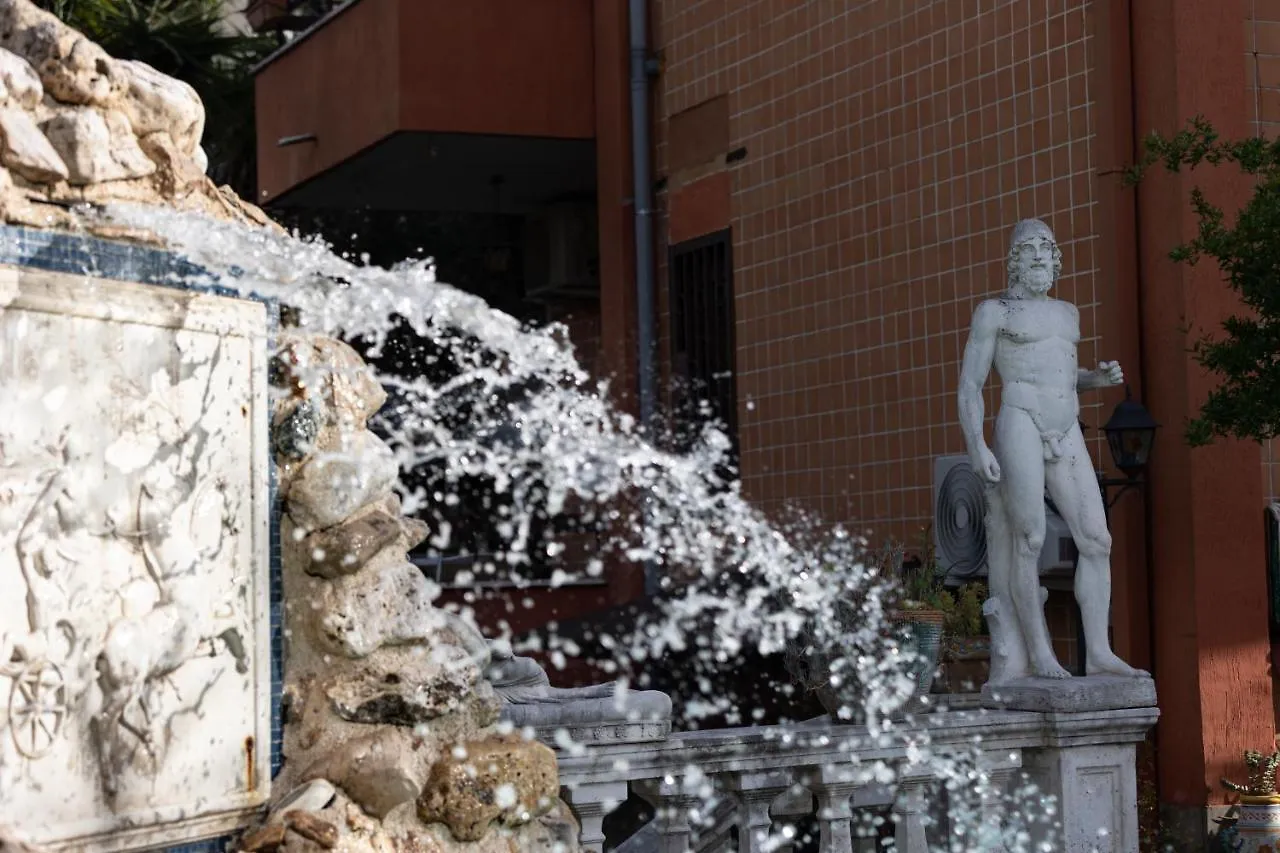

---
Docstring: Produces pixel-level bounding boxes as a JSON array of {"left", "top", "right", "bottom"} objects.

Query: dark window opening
[{"left": 668, "top": 229, "right": 739, "bottom": 480}]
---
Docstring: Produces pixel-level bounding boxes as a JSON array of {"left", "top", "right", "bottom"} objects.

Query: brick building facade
[{"left": 252, "top": 0, "right": 1276, "bottom": 843}]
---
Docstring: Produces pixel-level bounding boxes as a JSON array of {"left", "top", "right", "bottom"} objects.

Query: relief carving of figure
[
  {"left": 0, "top": 340, "right": 252, "bottom": 805},
  {"left": 957, "top": 218, "right": 1151, "bottom": 684}
]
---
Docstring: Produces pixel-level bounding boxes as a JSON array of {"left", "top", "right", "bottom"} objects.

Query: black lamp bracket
[{"left": 1097, "top": 472, "right": 1145, "bottom": 513}]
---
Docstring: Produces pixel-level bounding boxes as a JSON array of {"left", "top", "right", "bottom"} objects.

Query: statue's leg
[
  {"left": 982, "top": 483, "right": 1030, "bottom": 683},
  {"left": 994, "top": 409, "right": 1070, "bottom": 679},
  {"left": 1045, "top": 427, "right": 1149, "bottom": 678}
]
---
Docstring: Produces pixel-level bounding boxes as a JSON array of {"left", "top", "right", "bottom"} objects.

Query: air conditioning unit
[{"left": 933, "top": 455, "right": 1077, "bottom": 582}]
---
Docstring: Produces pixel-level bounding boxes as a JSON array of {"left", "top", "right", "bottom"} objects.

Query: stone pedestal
[
  {"left": 986, "top": 677, "right": 1159, "bottom": 853},
  {"left": 981, "top": 674, "right": 1157, "bottom": 713}
]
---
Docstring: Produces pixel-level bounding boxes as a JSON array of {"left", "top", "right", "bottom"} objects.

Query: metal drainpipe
[{"left": 629, "top": 0, "right": 660, "bottom": 596}]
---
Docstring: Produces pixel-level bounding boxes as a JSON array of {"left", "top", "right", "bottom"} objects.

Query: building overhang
[
  {"left": 254, "top": 0, "right": 596, "bottom": 209},
  {"left": 267, "top": 130, "right": 596, "bottom": 213}
]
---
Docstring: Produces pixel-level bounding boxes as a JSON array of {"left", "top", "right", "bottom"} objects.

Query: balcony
[
  {"left": 253, "top": 0, "right": 596, "bottom": 210},
  {"left": 553, "top": 705, "right": 1158, "bottom": 853}
]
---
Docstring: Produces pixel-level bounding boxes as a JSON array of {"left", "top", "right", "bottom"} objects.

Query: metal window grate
[{"left": 668, "top": 230, "right": 738, "bottom": 473}]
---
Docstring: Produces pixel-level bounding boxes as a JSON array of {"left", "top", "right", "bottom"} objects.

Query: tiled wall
[{"left": 652, "top": 0, "right": 1108, "bottom": 541}]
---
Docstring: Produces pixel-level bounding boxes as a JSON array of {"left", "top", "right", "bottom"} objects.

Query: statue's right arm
[{"left": 958, "top": 301, "right": 1000, "bottom": 465}]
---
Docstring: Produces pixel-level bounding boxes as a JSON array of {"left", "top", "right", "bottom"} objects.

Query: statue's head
[{"left": 1006, "top": 218, "right": 1062, "bottom": 297}]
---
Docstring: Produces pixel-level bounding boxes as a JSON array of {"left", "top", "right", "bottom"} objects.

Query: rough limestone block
[
  {"left": 286, "top": 430, "right": 399, "bottom": 531},
  {"left": 417, "top": 735, "right": 559, "bottom": 842},
  {"left": 0, "top": 0, "right": 125, "bottom": 105},
  {"left": 0, "top": 106, "right": 64, "bottom": 182},
  {"left": 0, "top": 47, "right": 41, "bottom": 109},
  {"left": 302, "top": 510, "right": 401, "bottom": 579},
  {"left": 115, "top": 59, "right": 203, "bottom": 156},
  {"left": 41, "top": 107, "right": 154, "bottom": 184},
  {"left": 314, "top": 562, "right": 444, "bottom": 658},
  {"left": 324, "top": 644, "right": 478, "bottom": 726}
]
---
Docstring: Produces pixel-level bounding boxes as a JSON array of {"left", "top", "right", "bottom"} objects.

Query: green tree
[
  {"left": 36, "top": 0, "right": 276, "bottom": 199},
  {"left": 1125, "top": 116, "right": 1280, "bottom": 446}
]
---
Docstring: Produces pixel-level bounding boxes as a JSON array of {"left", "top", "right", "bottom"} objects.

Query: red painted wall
[
  {"left": 256, "top": 0, "right": 595, "bottom": 202},
  {"left": 1131, "top": 0, "right": 1275, "bottom": 821},
  {"left": 397, "top": 0, "right": 594, "bottom": 139},
  {"left": 255, "top": 0, "right": 401, "bottom": 202}
]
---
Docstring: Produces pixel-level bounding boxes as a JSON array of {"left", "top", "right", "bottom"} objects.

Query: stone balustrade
[{"left": 556, "top": 703, "right": 1159, "bottom": 853}]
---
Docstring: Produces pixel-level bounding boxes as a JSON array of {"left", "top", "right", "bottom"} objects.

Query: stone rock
[
  {"left": 294, "top": 729, "right": 428, "bottom": 821},
  {"left": 401, "top": 517, "right": 429, "bottom": 551},
  {"left": 283, "top": 812, "right": 338, "bottom": 849},
  {"left": 269, "top": 780, "right": 337, "bottom": 824},
  {"left": 115, "top": 59, "right": 203, "bottom": 156},
  {"left": 0, "top": 106, "right": 64, "bottom": 182},
  {"left": 287, "top": 430, "right": 399, "bottom": 531},
  {"left": 0, "top": 48, "right": 41, "bottom": 109},
  {"left": 240, "top": 823, "right": 287, "bottom": 852},
  {"left": 303, "top": 509, "right": 400, "bottom": 579},
  {"left": 314, "top": 562, "right": 444, "bottom": 658},
  {"left": 416, "top": 735, "right": 559, "bottom": 842},
  {"left": 274, "top": 398, "right": 322, "bottom": 462},
  {"left": 276, "top": 334, "right": 387, "bottom": 427},
  {"left": 339, "top": 762, "right": 421, "bottom": 821},
  {"left": 138, "top": 130, "right": 205, "bottom": 198},
  {"left": 0, "top": 0, "right": 126, "bottom": 106},
  {"left": 41, "top": 107, "right": 154, "bottom": 184},
  {"left": 325, "top": 645, "right": 478, "bottom": 726}
]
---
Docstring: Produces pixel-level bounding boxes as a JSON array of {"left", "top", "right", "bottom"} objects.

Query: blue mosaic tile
[
  {"left": 160, "top": 836, "right": 231, "bottom": 853},
  {"left": 0, "top": 226, "right": 286, "bottom": 851}
]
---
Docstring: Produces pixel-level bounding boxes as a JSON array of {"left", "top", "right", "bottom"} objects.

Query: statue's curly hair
[{"left": 1006, "top": 218, "right": 1063, "bottom": 287}]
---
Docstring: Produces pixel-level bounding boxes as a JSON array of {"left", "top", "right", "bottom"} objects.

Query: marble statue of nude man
[{"left": 957, "top": 218, "right": 1149, "bottom": 682}]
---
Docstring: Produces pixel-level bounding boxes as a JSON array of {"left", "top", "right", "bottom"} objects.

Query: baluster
[
  {"left": 975, "top": 750, "right": 1021, "bottom": 853},
  {"left": 812, "top": 779, "right": 858, "bottom": 853},
  {"left": 635, "top": 778, "right": 704, "bottom": 853},
  {"left": 725, "top": 771, "right": 794, "bottom": 853},
  {"left": 851, "top": 784, "right": 893, "bottom": 853},
  {"left": 892, "top": 777, "right": 930, "bottom": 853},
  {"left": 563, "top": 781, "right": 629, "bottom": 853}
]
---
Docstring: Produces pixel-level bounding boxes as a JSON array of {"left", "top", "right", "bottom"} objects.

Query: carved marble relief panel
[{"left": 0, "top": 265, "right": 271, "bottom": 851}]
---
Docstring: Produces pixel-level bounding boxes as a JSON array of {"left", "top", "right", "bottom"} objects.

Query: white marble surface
[{"left": 0, "top": 265, "right": 271, "bottom": 851}]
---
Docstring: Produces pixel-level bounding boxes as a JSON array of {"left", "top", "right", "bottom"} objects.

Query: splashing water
[{"left": 90, "top": 202, "right": 1058, "bottom": 851}]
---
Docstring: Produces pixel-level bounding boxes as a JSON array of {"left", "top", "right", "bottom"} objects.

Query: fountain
[{"left": 0, "top": 2, "right": 1160, "bottom": 851}]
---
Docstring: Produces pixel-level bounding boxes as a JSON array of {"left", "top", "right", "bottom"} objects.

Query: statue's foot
[
  {"left": 1031, "top": 654, "right": 1072, "bottom": 679},
  {"left": 1085, "top": 650, "right": 1150, "bottom": 678}
]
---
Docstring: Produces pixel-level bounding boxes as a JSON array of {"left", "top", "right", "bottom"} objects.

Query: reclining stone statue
[{"left": 484, "top": 638, "right": 672, "bottom": 733}]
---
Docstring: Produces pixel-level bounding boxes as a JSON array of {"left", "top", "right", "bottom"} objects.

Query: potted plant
[
  {"left": 889, "top": 549, "right": 950, "bottom": 697},
  {"left": 937, "top": 582, "right": 990, "bottom": 694},
  {"left": 1223, "top": 748, "right": 1280, "bottom": 852}
]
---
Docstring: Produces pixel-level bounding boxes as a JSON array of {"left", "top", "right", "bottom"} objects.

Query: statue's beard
[{"left": 1010, "top": 267, "right": 1054, "bottom": 295}]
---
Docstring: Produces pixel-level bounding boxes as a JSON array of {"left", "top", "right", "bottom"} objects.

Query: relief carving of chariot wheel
[{"left": 7, "top": 659, "right": 68, "bottom": 760}]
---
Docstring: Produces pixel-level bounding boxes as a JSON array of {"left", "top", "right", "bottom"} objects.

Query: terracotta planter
[
  {"left": 891, "top": 609, "right": 946, "bottom": 696},
  {"left": 1234, "top": 795, "right": 1280, "bottom": 853}
]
